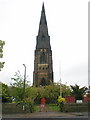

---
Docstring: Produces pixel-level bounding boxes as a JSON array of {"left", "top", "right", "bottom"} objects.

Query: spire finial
[
  {"left": 42, "top": 2, "right": 45, "bottom": 12},
  {"left": 42, "top": 2, "right": 44, "bottom": 6}
]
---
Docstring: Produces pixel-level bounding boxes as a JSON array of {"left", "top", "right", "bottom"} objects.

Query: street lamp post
[{"left": 23, "top": 64, "right": 26, "bottom": 111}]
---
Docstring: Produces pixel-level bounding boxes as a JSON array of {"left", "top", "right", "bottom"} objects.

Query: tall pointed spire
[
  {"left": 33, "top": 3, "right": 54, "bottom": 87},
  {"left": 39, "top": 2, "right": 47, "bottom": 25},
  {"left": 36, "top": 3, "right": 51, "bottom": 50}
]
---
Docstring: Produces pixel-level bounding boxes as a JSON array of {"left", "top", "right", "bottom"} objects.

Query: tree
[
  {"left": 11, "top": 70, "right": 24, "bottom": 88},
  {"left": 34, "top": 84, "right": 71, "bottom": 104},
  {"left": 70, "top": 84, "right": 86, "bottom": 100},
  {"left": 25, "top": 86, "right": 38, "bottom": 101},
  {"left": 0, "top": 82, "right": 1, "bottom": 93},
  {"left": 10, "top": 70, "right": 30, "bottom": 102},
  {"left": 2, "top": 83, "right": 12, "bottom": 102},
  {"left": 61, "top": 84, "right": 71, "bottom": 97},
  {"left": 0, "top": 40, "right": 5, "bottom": 71},
  {"left": 44, "top": 84, "right": 59, "bottom": 103},
  {"left": 11, "top": 70, "right": 30, "bottom": 87}
]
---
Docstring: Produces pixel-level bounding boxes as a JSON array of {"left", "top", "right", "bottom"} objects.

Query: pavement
[
  {"left": 1, "top": 105, "right": 89, "bottom": 120},
  {"left": 2, "top": 111, "right": 89, "bottom": 118}
]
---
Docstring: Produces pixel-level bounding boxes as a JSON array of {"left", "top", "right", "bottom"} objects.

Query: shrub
[
  {"left": 57, "top": 96, "right": 66, "bottom": 112},
  {"left": 23, "top": 98, "right": 35, "bottom": 113}
]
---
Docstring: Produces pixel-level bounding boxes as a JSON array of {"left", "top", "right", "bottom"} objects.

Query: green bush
[{"left": 23, "top": 98, "right": 35, "bottom": 113}]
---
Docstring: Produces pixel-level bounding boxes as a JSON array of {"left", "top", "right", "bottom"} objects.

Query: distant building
[{"left": 33, "top": 3, "right": 54, "bottom": 87}]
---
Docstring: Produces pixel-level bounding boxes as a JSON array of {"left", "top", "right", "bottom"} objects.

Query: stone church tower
[{"left": 33, "top": 3, "right": 54, "bottom": 87}]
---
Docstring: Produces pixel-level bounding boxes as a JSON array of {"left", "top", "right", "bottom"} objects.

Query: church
[{"left": 33, "top": 3, "right": 54, "bottom": 87}]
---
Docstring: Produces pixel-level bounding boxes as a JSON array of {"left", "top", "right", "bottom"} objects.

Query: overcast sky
[{"left": 0, "top": 0, "right": 88, "bottom": 87}]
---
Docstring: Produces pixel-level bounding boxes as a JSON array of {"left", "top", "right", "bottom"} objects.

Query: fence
[
  {"left": 2, "top": 103, "right": 89, "bottom": 114},
  {"left": 64, "top": 103, "right": 88, "bottom": 112}
]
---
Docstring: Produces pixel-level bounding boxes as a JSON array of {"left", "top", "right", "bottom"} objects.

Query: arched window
[
  {"left": 40, "top": 77, "right": 47, "bottom": 86},
  {"left": 40, "top": 51, "right": 47, "bottom": 64}
]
